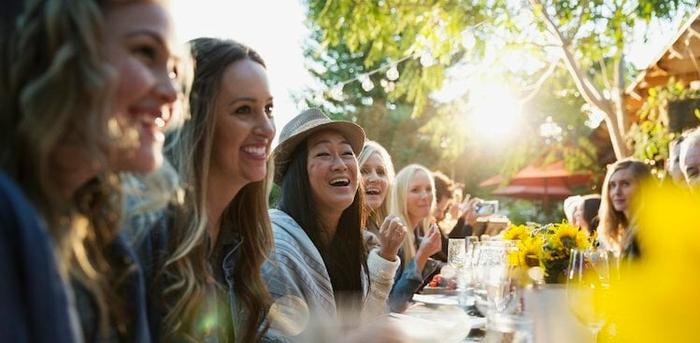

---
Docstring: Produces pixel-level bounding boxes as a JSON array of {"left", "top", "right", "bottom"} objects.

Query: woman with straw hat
[{"left": 263, "top": 108, "right": 403, "bottom": 341}]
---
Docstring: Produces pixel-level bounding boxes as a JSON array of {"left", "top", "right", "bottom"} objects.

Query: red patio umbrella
[{"left": 479, "top": 161, "right": 592, "bottom": 206}]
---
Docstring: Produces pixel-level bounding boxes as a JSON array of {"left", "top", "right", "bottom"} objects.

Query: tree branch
[
  {"left": 521, "top": 58, "right": 560, "bottom": 103},
  {"left": 528, "top": 0, "right": 611, "bottom": 114},
  {"left": 599, "top": 58, "right": 613, "bottom": 92}
]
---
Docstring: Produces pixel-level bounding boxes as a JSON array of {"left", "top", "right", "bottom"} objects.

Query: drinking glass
[
  {"left": 566, "top": 249, "right": 609, "bottom": 342},
  {"left": 447, "top": 238, "right": 467, "bottom": 271}
]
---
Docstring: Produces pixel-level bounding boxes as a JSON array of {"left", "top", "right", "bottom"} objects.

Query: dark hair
[
  {"left": 581, "top": 194, "right": 602, "bottom": 235},
  {"left": 432, "top": 171, "right": 455, "bottom": 201},
  {"left": 277, "top": 140, "right": 369, "bottom": 319}
]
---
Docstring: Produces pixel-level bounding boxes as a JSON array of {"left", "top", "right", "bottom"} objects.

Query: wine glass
[{"left": 566, "top": 249, "right": 609, "bottom": 342}]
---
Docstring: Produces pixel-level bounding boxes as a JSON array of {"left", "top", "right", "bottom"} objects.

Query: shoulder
[{"left": 0, "top": 172, "right": 42, "bottom": 230}]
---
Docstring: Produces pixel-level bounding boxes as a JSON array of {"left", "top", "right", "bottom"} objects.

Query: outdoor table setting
[{"left": 389, "top": 229, "right": 604, "bottom": 343}]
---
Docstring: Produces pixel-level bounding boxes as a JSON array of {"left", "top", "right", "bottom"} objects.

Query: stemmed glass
[{"left": 566, "top": 249, "right": 609, "bottom": 342}]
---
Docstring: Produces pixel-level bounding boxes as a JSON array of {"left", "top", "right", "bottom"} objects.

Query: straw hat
[{"left": 273, "top": 108, "right": 365, "bottom": 184}]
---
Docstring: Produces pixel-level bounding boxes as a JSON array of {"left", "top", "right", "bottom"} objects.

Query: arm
[{"left": 362, "top": 249, "right": 400, "bottom": 320}]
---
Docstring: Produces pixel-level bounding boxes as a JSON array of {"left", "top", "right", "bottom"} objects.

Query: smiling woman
[{"left": 261, "top": 108, "right": 401, "bottom": 340}]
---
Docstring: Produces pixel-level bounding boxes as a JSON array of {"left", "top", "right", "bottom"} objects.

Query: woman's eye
[
  {"left": 316, "top": 152, "right": 330, "bottom": 157},
  {"left": 360, "top": 168, "right": 368, "bottom": 175},
  {"left": 134, "top": 45, "right": 157, "bottom": 61},
  {"left": 265, "top": 103, "right": 274, "bottom": 116},
  {"left": 234, "top": 105, "right": 251, "bottom": 114},
  {"left": 342, "top": 151, "right": 354, "bottom": 157}
]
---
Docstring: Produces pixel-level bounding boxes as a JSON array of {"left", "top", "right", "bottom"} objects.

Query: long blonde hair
[
  {"left": 390, "top": 164, "right": 435, "bottom": 262},
  {"left": 597, "top": 159, "right": 651, "bottom": 254},
  {"left": 0, "top": 0, "right": 135, "bottom": 337},
  {"left": 162, "top": 37, "right": 273, "bottom": 342},
  {"left": 358, "top": 140, "right": 396, "bottom": 229}
]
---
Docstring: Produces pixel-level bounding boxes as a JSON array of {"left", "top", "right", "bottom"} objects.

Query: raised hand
[
  {"left": 377, "top": 215, "right": 406, "bottom": 262},
  {"left": 418, "top": 224, "right": 442, "bottom": 257}
]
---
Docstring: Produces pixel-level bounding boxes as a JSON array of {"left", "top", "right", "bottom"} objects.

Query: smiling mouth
[
  {"left": 365, "top": 188, "right": 381, "bottom": 195},
  {"left": 242, "top": 145, "right": 267, "bottom": 159},
  {"left": 329, "top": 177, "right": 351, "bottom": 187}
]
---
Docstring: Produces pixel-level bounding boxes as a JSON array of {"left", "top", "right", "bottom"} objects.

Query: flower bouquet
[{"left": 503, "top": 221, "right": 592, "bottom": 283}]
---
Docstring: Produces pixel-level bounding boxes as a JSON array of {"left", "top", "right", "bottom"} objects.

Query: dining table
[{"left": 388, "top": 286, "right": 592, "bottom": 343}]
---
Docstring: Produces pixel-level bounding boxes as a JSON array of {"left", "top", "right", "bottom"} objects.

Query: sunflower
[
  {"left": 503, "top": 224, "right": 531, "bottom": 241},
  {"left": 517, "top": 235, "right": 544, "bottom": 268},
  {"left": 548, "top": 222, "right": 591, "bottom": 251}
]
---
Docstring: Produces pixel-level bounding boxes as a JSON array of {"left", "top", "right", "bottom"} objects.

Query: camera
[{"left": 475, "top": 200, "right": 498, "bottom": 215}]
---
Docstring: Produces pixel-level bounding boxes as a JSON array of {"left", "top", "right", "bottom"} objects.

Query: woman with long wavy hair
[
  {"left": 0, "top": 0, "right": 180, "bottom": 341},
  {"left": 139, "top": 38, "right": 275, "bottom": 342},
  {"left": 597, "top": 159, "right": 651, "bottom": 258}
]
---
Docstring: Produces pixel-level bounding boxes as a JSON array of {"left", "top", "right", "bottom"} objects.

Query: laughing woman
[
  {"left": 0, "top": 0, "right": 179, "bottom": 341},
  {"left": 138, "top": 38, "right": 276, "bottom": 342},
  {"left": 265, "top": 109, "right": 401, "bottom": 340}
]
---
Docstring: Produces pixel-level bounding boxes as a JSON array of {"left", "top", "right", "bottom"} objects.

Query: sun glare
[{"left": 468, "top": 83, "right": 523, "bottom": 141}]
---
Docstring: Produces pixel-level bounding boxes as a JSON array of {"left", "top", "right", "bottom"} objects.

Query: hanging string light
[
  {"left": 386, "top": 65, "right": 399, "bottom": 81},
  {"left": 312, "top": 21, "right": 485, "bottom": 102},
  {"left": 360, "top": 75, "right": 375, "bottom": 92}
]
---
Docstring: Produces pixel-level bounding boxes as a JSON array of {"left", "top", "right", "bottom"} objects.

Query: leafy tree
[{"left": 306, "top": 0, "right": 698, "bottom": 160}]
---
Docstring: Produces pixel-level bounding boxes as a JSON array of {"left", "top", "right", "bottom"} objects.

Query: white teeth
[
  {"left": 243, "top": 146, "right": 266, "bottom": 155},
  {"left": 330, "top": 178, "right": 350, "bottom": 186}
]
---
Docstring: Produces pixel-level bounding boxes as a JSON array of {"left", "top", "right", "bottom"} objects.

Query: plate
[
  {"left": 421, "top": 286, "right": 459, "bottom": 295},
  {"left": 412, "top": 294, "right": 460, "bottom": 306}
]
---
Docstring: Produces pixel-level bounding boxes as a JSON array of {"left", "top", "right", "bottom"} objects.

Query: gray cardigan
[{"left": 261, "top": 209, "right": 398, "bottom": 341}]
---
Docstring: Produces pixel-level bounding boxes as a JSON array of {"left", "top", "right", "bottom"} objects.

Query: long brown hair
[
  {"left": 162, "top": 37, "right": 273, "bottom": 342},
  {"left": 597, "top": 159, "right": 651, "bottom": 253},
  {"left": 0, "top": 0, "right": 132, "bottom": 337}
]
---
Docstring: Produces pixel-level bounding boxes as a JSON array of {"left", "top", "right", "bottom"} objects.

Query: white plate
[{"left": 412, "top": 294, "right": 460, "bottom": 306}]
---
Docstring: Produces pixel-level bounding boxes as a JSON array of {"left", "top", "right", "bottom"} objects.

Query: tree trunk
[{"left": 528, "top": 0, "right": 630, "bottom": 160}]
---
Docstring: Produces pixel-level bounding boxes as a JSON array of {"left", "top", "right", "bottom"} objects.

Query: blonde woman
[
  {"left": 138, "top": 38, "right": 275, "bottom": 342},
  {"left": 387, "top": 164, "right": 442, "bottom": 312},
  {"left": 0, "top": 0, "right": 179, "bottom": 341},
  {"left": 597, "top": 159, "right": 651, "bottom": 258},
  {"left": 359, "top": 141, "right": 396, "bottom": 233},
  {"left": 358, "top": 140, "right": 405, "bottom": 258}
]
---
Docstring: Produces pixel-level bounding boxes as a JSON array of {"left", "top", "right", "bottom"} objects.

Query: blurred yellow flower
[
  {"left": 549, "top": 222, "right": 590, "bottom": 251},
  {"left": 503, "top": 224, "right": 531, "bottom": 241},
  {"left": 595, "top": 182, "right": 700, "bottom": 342}
]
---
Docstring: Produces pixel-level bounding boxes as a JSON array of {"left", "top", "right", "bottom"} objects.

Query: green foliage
[
  {"left": 302, "top": 0, "right": 696, "bottom": 223},
  {"left": 627, "top": 80, "right": 700, "bottom": 173}
]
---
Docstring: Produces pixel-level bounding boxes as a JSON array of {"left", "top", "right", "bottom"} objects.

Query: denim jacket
[{"left": 0, "top": 171, "right": 80, "bottom": 343}]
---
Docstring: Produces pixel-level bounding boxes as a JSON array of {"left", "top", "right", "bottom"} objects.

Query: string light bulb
[{"left": 386, "top": 65, "right": 399, "bottom": 81}]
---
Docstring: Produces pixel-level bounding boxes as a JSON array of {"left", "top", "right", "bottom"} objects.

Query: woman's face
[
  {"left": 609, "top": 168, "right": 637, "bottom": 214},
  {"left": 406, "top": 170, "right": 433, "bottom": 226},
  {"left": 209, "top": 59, "right": 275, "bottom": 186},
  {"left": 105, "top": 1, "right": 179, "bottom": 173},
  {"left": 361, "top": 152, "right": 389, "bottom": 211},
  {"left": 307, "top": 130, "right": 359, "bottom": 214}
]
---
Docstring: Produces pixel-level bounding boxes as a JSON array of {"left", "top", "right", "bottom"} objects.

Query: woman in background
[
  {"left": 574, "top": 194, "right": 602, "bottom": 236},
  {"left": 387, "top": 164, "right": 442, "bottom": 312},
  {"left": 597, "top": 159, "right": 651, "bottom": 258}
]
